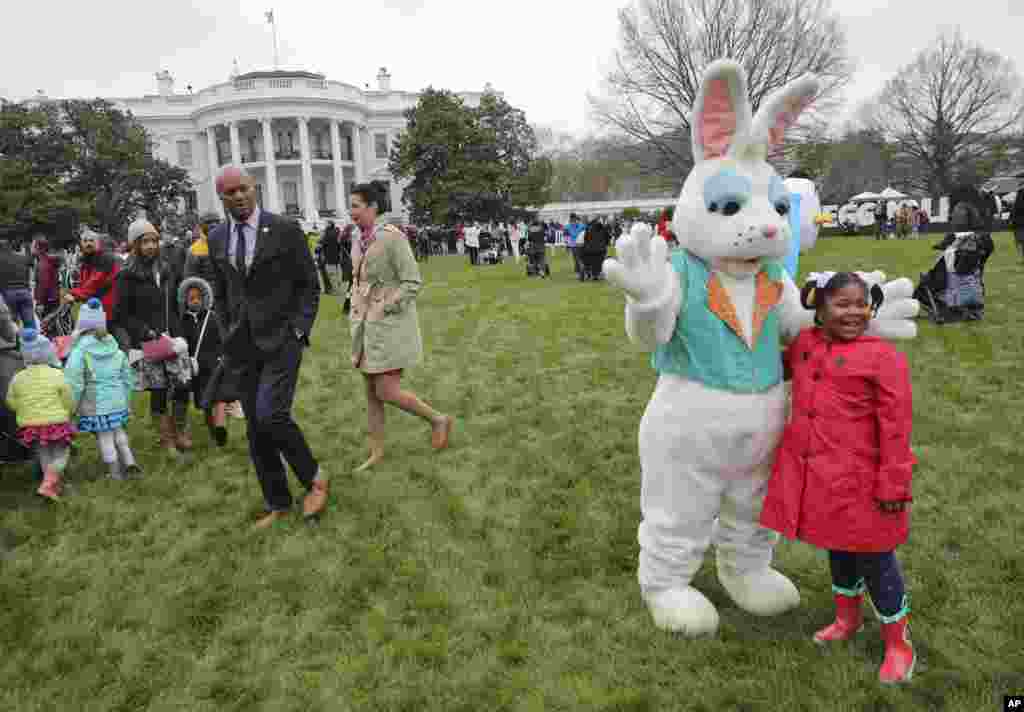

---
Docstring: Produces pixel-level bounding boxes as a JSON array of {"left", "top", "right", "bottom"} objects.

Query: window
[
  {"left": 283, "top": 182, "right": 299, "bottom": 213},
  {"left": 176, "top": 140, "right": 193, "bottom": 167},
  {"left": 317, "top": 181, "right": 329, "bottom": 211},
  {"left": 255, "top": 184, "right": 264, "bottom": 207},
  {"left": 276, "top": 132, "right": 298, "bottom": 159},
  {"left": 343, "top": 135, "right": 353, "bottom": 162},
  {"left": 374, "top": 133, "right": 388, "bottom": 159},
  {"left": 377, "top": 181, "right": 393, "bottom": 213},
  {"left": 313, "top": 132, "right": 331, "bottom": 160},
  {"left": 246, "top": 135, "right": 263, "bottom": 162},
  {"left": 184, "top": 191, "right": 197, "bottom": 212}
]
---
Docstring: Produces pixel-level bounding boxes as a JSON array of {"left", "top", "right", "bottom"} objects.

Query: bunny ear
[
  {"left": 691, "top": 60, "right": 752, "bottom": 163},
  {"left": 749, "top": 75, "right": 820, "bottom": 154}
]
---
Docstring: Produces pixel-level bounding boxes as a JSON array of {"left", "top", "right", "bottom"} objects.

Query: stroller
[
  {"left": 477, "top": 231, "right": 503, "bottom": 265},
  {"left": 913, "top": 232, "right": 994, "bottom": 323}
]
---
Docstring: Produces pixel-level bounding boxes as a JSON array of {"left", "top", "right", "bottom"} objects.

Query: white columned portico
[
  {"left": 228, "top": 121, "right": 241, "bottom": 166},
  {"left": 261, "top": 117, "right": 280, "bottom": 212},
  {"left": 205, "top": 125, "right": 220, "bottom": 210},
  {"left": 351, "top": 124, "right": 364, "bottom": 183},
  {"left": 329, "top": 120, "right": 347, "bottom": 220},
  {"left": 297, "top": 116, "right": 317, "bottom": 221}
]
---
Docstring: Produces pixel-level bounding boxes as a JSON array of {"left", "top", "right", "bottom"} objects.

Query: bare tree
[
  {"left": 589, "top": 0, "right": 853, "bottom": 181},
  {"left": 867, "top": 31, "right": 1024, "bottom": 195}
]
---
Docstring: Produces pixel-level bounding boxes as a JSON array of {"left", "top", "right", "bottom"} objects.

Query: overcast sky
[{"left": 3, "top": 0, "right": 1022, "bottom": 137}]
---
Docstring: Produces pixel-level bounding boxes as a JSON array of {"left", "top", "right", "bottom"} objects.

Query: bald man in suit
[{"left": 208, "top": 166, "right": 325, "bottom": 528}]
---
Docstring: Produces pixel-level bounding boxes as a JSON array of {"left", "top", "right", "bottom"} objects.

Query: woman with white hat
[{"left": 112, "top": 219, "right": 191, "bottom": 454}]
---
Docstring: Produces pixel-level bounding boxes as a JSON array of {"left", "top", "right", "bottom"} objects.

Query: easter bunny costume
[{"left": 603, "top": 61, "right": 919, "bottom": 635}]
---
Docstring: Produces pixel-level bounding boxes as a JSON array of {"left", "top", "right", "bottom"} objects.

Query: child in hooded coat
[
  {"left": 6, "top": 328, "right": 74, "bottom": 499},
  {"left": 64, "top": 298, "right": 140, "bottom": 480},
  {"left": 177, "top": 277, "right": 228, "bottom": 446}
]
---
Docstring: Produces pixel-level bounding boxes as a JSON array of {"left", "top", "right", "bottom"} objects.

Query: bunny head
[{"left": 672, "top": 60, "right": 820, "bottom": 276}]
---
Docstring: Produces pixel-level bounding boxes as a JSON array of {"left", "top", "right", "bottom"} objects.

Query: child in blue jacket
[{"left": 64, "top": 299, "right": 141, "bottom": 479}]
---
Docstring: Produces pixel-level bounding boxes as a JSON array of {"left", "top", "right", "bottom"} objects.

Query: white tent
[
  {"left": 850, "top": 191, "right": 882, "bottom": 203},
  {"left": 879, "top": 187, "right": 908, "bottom": 199}
]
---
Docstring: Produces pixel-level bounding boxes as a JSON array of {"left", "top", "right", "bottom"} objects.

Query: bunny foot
[
  {"left": 717, "top": 564, "right": 800, "bottom": 617},
  {"left": 643, "top": 586, "right": 720, "bottom": 636}
]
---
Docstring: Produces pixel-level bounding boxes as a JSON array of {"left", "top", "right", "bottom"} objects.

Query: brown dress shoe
[
  {"left": 431, "top": 416, "right": 453, "bottom": 450},
  {"left": 253, "top": 510, "right": 288, "bottom": 529},
  {"left": 303, "top": 480, "right": 328, "bottom": 519}
]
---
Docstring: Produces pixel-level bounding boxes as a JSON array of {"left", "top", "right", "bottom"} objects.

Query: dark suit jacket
[{"left": 208, "top": 210, "right": 320, "bottom": 359}]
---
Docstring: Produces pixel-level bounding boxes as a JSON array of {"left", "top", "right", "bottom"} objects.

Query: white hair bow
[{"left": 807, "top": 271, "right": 836, "bottom": 288}]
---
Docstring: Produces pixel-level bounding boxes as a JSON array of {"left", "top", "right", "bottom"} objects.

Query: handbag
[
  {"left": 142, "top": 334, "right": 177, "bottom": 362},
  {"left": 199, "top": 355, "right": 243, "bottom": 410},
  {"left": 142, "top": 277, "right": 178, "bottom": 363}
]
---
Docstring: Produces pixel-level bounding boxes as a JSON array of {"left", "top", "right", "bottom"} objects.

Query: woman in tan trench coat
[{"left": 348, "top": 181, "right": 453, "bottom": 471}]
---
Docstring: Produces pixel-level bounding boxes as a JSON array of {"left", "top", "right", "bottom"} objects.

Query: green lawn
[{"left": 1, "top": 236, "right": 1022, "bottom": 711}]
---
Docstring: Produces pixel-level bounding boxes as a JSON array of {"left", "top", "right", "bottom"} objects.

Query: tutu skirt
[{"left": 18, "top": 422, "right": 75, "bottom": 447}]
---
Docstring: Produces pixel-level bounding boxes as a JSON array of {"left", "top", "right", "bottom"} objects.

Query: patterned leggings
[{"left": 829, "top": 550, "right": 909, "bottom": 622}]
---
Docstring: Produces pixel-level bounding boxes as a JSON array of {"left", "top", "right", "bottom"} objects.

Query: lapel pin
[{"left": 835, "top": 356, "right": 846, "bottom": 367}]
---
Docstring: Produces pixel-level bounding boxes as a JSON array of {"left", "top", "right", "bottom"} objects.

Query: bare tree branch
[
  {"left": 589, "top": 0, "right": 853, "bottom": 181},
  {"left": 867, "top": 30, "right": 1024, "bottom": 194}
]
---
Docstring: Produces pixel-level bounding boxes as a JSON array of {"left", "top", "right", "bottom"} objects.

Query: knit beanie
[
  {"left": 20, "top": 328, "right": 56, "bottom": 366},
  {"left": 127, "top": 219, "right": 158, "bottom": 243},
  {"left": 76, "top": 298, "right": 107, "bottom": 333}
]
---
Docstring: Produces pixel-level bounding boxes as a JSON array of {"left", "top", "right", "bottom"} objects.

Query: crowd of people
[
  {"left": 0, "top": 171, "right": 455, "bottom": 530},
  {"left": 0, "top": 191, "right": 668, "bottom": 506},
  {"left": 356, "top": 212, "right": 669, "bottom": 283},
  {"left": 873, "top": 203, "right": 932, "bottom": 240},
  {"left": 0, "top": 219, "right": 242, "bottom": 496}
]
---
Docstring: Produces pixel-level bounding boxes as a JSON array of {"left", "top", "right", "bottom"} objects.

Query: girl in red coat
[{"left": 759, "top": 271, "right": 916, "bottom": 685}]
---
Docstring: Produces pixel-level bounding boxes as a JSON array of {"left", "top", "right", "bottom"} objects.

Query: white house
[{"left": 104, "top": 67, "right": 492, "bottom": 226}]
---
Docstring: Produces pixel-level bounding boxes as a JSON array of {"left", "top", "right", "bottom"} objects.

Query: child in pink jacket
[{"left": 760, "top": 271, "right": 916, "bottom": 685}]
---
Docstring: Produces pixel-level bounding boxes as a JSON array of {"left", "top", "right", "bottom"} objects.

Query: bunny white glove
[
  {"left": 605, "top": 223, "right": 681, "bottom": 349},
  {"left": 866, "top": 277, "right": 919, "bottom": 340},
  {"left": 604, "top": 223, "right": 674, "bottom": 305}
]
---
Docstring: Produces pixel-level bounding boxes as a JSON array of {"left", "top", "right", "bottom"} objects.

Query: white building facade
[{"left": 112, "top": 68, "right": 490, "bottom": 226}]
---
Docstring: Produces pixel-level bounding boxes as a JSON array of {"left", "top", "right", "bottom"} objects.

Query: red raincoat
[
  {"left": 759, "top": 328, "right": 915, "bottom": 552},
  {"left": 70, "top": 248, "right": 120, "bottom": 319}
]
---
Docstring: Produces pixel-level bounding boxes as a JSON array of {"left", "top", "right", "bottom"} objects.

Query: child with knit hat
[
  {"left": 64, "top": 298, "right": 141, "bottom": 480},
  {"left": 5, "top": 328, "right": 74, "bottom": 500}
]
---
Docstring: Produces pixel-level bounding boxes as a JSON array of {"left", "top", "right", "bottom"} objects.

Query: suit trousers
[{"left": 240, "top": 336, "right": 318, "bottom": 511}]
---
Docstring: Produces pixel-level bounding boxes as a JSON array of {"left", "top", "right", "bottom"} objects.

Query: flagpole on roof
[{"left": 266, "top": 9, "right": 279, "bottom": 69}]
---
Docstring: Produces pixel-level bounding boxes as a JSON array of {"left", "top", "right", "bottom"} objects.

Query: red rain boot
[
  {"left": 36, "top": 469, "right": 62, "bottom": 501},
  {"left": 813, "top": 593, "right": 864, "bottom": 644},
  {"left": 879, "top": 616, "right": 916, "bottom": 684}
]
